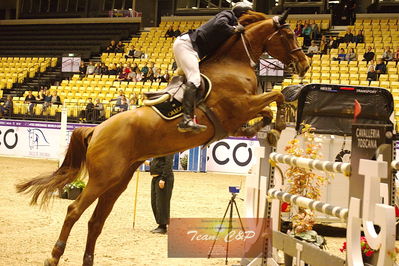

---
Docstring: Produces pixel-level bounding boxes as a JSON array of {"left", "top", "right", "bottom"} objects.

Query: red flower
[{"left": 365, "top": 250, "right": 374, "bottom": 257}]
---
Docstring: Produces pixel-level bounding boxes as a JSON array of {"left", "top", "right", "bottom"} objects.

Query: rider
[{"left": 173, "top": 2, "right": 253, "bottom": 133}]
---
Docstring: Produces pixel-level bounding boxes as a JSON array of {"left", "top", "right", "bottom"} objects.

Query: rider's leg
[{"left": 173, "top": 35, "right": 207, "bottom": 133}]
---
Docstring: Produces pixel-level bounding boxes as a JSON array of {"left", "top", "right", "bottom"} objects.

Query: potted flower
[
  {"left": 340, "top": 237, "right": 377, "bottom": 264},
  {"left": 61, "top": 179, "right": 86, "bottom": 200}
]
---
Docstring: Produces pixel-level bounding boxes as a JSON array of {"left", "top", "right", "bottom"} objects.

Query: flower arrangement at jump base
[
  {"left": 282, "top": 123, "right": 331, "bottom": 247},
  {"left": 340, "top": 237, "right": 376, "bottom": 263}
]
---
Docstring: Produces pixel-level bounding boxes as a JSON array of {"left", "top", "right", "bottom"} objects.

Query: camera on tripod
[{"left": 229, "top": 186, "right": 240, "bottom": 194}]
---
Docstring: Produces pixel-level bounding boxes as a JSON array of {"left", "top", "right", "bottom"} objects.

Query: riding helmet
[{"left": 232, "top": 2, "right": 253, "bottom": 18}]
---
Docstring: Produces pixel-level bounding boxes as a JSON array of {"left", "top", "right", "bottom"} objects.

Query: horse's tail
[{"left": 16, "top": 127, "right": 94, "bottom": 207}]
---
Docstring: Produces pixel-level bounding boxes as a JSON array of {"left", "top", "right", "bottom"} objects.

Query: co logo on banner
[
  {"left": 0, "top": 129, "right": 18, "bottom": 149},
  {"left": 212, "top": 141, "right": 252, "bottom": 167}
]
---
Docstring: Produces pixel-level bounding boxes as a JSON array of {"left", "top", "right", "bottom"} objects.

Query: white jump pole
[{"left": 269, "top": 152, "right": 351, "bottom": 176}]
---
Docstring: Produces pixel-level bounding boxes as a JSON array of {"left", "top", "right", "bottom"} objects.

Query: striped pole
[
  {"left": 391, "top": 160, "right": 399, "bottom": 170},
  {"left": 268, "top": 188, "right": 349, "bottom": 220},
  {"left": 270, "top": 152, "right": 351, "bottom": 176}
]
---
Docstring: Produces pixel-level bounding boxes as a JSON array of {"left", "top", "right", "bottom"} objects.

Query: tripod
[{"left": 208, "top": 192, "right": 246, "bottom": 265}]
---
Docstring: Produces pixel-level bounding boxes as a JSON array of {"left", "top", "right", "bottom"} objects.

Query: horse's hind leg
[
  {"left": 82, "top": 163, "right": 142, "bottom": 266},
  {"left": 44, "top": 182, "right": 106, "bottom": 266}
]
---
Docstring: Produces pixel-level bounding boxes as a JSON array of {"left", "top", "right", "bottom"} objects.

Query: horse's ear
[{"left": 279, "top": 9, "right": 289, "bottom": 24}]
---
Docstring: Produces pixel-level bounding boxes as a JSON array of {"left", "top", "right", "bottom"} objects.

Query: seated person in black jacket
[
  {"left": 105, "top": 40, "right": 117, "bottom": 53},
  {"left": 79, "top": 98, "right": 95, "bottom": 122},
  {"left": 375, "top": 58, "right": 387, "bottom": 77},
  {"left": 125, "top": 45, "right": 136, "bottom": 59},
  {"left": 174, "top": 27, "right": 181, "bottom": 37},
  {"left": 363, "top": 46, "right": 375, "bottom": 62},
  {"left": 165, "top": 26, "right": 175, "bottom": 38},
  {"left": 173, "top": 2, "right": 252, "bottom": 133}
]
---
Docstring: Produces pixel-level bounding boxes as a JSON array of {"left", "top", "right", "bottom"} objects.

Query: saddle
[{"left": 144, "top": 74, "right": 212, "bottom": 120}]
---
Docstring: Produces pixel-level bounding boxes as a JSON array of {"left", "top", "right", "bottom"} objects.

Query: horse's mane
[{"left": 238, "top": 10, "right": 269, "bottom": 27}]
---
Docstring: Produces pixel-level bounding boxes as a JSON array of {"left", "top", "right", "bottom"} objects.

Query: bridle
[{"left": 240, "top": 17, "right": 302, "bottom": 69}]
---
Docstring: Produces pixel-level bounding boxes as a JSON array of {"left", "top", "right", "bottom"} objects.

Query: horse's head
[
  {"left": 266, "top": 11, "right": 309, "bottom": 77},
  {"left": 240, "top": 10, "right": 309, "bottom": 77}
]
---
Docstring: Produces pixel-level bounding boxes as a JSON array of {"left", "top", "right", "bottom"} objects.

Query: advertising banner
[
  {"left": 206, "top": 137, "right": 260, "bottom": 174},
  {"left": 0, "top": 120, "right": 93, "bottom": 160}
]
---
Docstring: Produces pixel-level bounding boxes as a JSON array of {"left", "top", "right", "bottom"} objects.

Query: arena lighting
[{"left": 339, "top": 87, "right": 355, "bottom": 91}]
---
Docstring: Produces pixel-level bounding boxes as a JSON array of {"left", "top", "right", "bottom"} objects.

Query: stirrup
[{"left": 177, "top": 119, "right": 207, "bottom": 133}]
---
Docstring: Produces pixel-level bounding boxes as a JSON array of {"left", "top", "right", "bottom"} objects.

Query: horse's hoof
[
  {"left": 44, "top": 258, "right": 57, "bottom": 266},
  {"left": 267, "top": 130, "right": 280, "bottom": 147},
  {"left": 83, "top": 253, "right": 94, "bottom": 266}
]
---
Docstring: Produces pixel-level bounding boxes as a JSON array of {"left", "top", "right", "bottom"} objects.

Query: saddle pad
[{"left": 151, "top": 74, "right": 212, "bottom": 120}]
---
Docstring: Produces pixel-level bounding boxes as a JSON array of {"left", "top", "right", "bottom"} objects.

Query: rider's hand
[
  {"left": 159, "top": 180, "right": 165, "bottom": 189},
  {"left": 234, "top": 24, "right": 245, "bottom": 33}
]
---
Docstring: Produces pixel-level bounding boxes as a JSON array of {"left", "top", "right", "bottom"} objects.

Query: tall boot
[{"left": 177, "top": 82, "right": 207, "bottom": 133}]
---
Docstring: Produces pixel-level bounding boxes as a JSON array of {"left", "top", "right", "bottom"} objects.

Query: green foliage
[
  {"left": 64, "top": 179, "right": 86, "bottom": 192},
  {"left": 180, "top": 154, "right": 188, "bottom": 170}
]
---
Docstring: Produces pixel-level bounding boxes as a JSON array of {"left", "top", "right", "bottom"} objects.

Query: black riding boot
[{"left": 177, "top": 82, "right": 207, "bottom": 133}]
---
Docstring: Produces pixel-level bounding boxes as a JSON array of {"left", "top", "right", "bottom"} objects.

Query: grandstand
[{"left": 0, "top": 1, "right": 398, "bottom": 126}]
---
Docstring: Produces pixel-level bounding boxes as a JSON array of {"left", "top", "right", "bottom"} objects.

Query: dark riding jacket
[
  {"left": 188, "top": 10, "right": 238, "bottom": 60},
  {"left": 150, "top": 155, "right": 174, "bottom": 181}
]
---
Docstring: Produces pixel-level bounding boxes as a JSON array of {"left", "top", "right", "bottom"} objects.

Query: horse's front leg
[
  {"left": 248, "top": 91, "right": 287, "bottom": 131},
  {"left": 233, "top": 107, "right": 273, "bottom": 138}
]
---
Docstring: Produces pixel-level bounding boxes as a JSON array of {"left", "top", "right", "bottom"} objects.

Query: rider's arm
[{"left": 213, "top": 11, "right": 236, "bottom": 36}]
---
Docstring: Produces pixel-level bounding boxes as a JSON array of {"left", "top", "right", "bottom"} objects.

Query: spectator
[
  {"left": 367, "top": 60, "right": 377, "bottom": 82},
  {"left": 37, "top": 88, "right": 45, "bottom": 102},
  {"left": 93, "top": 63, "right": 101, "bottom": 75},
  {"left": 79, "top": 98, "right": 94, "bottom": 123},
  {"left": 93, "top": 98, "right": 104, "bottom": 122},
  {"left": 0, "top": 95, "right": 13, "bottom": 118},
  {"left": 294, "top": 23, "right": 302, "bottom": 37},
  {"left": 174, "top": 26, "right": 181, "bottom": 37},
  {"left": 24, "top": 91, "right": 36, "bottom": 115},
  {"left": 329, "top": 36, "right": 340, "bottom": 49},
  {"left": 79, "top": 61, "right": 87, "bottom": 77},
  {"left": 86, "top": 62, "right": 95, "bottom": 75},
  {"left": 100, "top": 63, "right": 109, "bottom": 75},
  {"left": 118, "top": 66, "right": 131, "bottom": 81},
  {"left": 41, "top": 90, "right": 52, "bottom": 114},
  {"left": 310, "top": 20, "right": 320, "bottom": 40},
  {"left": 115, "top": 63, "right": 123, "bottom": 75},
  {"left": 150, "top": 62, "right": 158, "bottom": 74},
  {"left": 343, "top": 28, "right": 354, "bottom": 43},
  {"left": 131, "top": 63, "right": 139, "bottom": 73},
  {"left": 116, "top": 41, "right": 125, "bottom": 53},
  {"left": 382, "top": 47, "right": 393, "bottom": 61},
  {"left": 118, "top": 97, "right": 128, "bottom": 112},
  {"left": 111, "top": 90, "right": 125, "bottom": 106},
  {"left": 171, "top": 61, "right": 177, "bottom": 71},
  {"left": 105, "top": 40, "right": 117, "bottom": 53},
  {"left": 375, "top": 58, "right": 387, "bottom": 76},
  {"left": 108, "top": 64, "right": 118, "bottom": 75},
  {"left": 334, "top": 48, "right": 347, "bottom": 61},
  {"left": 129, "top": 93, "right": 138, "bottom": 109},
  {"left": 144, "top": 68, "right": 155, "bottom": 82},
  {"left": 148, "top": 155, "right": 174, "bottom": 234},
  {"left": 125, "top": 45, "right": 136, "bottom": 60},
  {"left": 50, "top": 90, "right": 61, "bottom": 105},
  {"left": 363, "top": 46, "right": 375, "bottom": 62},
  {"left": 354, "top": 30, "right": 364, "bottom": 44},
  {"left": 345, "top": 48, "right": 357, "bottom": 61},
  {"left": 134, "top": 68, "right": 143, "bottom": 82},
  {"left": 165, "top": 26, "right": 175, "bottom": 38},
  {"left": 141, "top": 63, "right": 149, "bottom": 77},
  {"left": 319, "top": 35, "right": 328, "bottom": 54},
  {"left": 154, "top": 68, "right": 163, "bottom": 82},
  {"left": 394, "top": 46, "right": 399, "bottom": 62},
  {"left": 307, "top": 41, "right": 319, "bottom": 57},
  {"left": 297, "top": 20, "right": 304, "bottom": 30},
  {"left": 302, "top": 23, "right": 312, "bottom": 46}
]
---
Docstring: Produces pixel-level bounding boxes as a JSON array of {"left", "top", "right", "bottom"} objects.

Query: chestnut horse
[{"left": 17, "top": 11, "right": 309, "bottom": 266}]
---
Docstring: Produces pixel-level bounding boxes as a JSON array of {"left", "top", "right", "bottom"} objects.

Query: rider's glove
[{"left": 234, "top": 24, "right": 245, "bottom": 33}]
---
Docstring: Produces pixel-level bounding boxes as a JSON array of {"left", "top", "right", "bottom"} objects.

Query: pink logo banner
[{"left": 168, "top": 218, "right": 272, "bottom": 258}]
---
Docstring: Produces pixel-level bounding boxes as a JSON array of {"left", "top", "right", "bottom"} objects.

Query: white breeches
[{"left": 173, "top": 34, "right": 201, "bottom": 87}]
